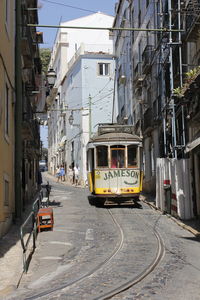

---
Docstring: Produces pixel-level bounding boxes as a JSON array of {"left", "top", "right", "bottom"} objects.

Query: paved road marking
[
  {"left": 85, "top": 228, "right": 94, "bottom": 241},
  {"left": 54, "top": 229, "right": 85, "bottom": 234},
  {"left": 48, "top": 241, "right": 72, "bottom": 246},
  {"left": 40, "top": 256, "right": 62, "bottom": 260}
]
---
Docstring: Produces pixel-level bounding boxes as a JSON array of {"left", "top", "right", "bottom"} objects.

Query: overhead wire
[{"left": 41, "top": 0, "right": 98, "bottom": 14}]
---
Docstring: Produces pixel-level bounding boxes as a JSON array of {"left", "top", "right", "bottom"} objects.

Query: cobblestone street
[{"left": 2, "top": 173, "right": 199, "bottom": 300}]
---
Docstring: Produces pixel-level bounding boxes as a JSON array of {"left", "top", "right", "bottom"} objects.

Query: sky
[
  {"left": 38, "top": 0, "right": 117, "bottom": 148},
  {"left": 38, "top": 0, "right": 117, "bottom": 49}
]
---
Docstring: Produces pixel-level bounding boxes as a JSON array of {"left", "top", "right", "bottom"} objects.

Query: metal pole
[
  {"left": 89, "top": 94, "right": 92, "bottom": 139},
  {"left": 178, "top": 0, "right": 186, "bottom": 150},
  {"left": 168, "top": 0, "right": 177, "bottom": 158},
  {"left": 27, "top": 24, "right": 184, "bottom": 33},
  {"left": 15, "top": 0, "right": 23, "bottom": 218},
  {"left": 158, "top": 0, "right": 167, "bottom": 156}
]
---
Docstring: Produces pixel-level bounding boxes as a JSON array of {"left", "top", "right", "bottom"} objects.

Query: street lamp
[
  {"left": 46, "top": 68, "right": 56, "bottom": 86},
  {"left": 68, "top": 112, "right": 74, "bottom": 125},
  {"left": 68, "top": 111, "right": 80, "bottom": 128}
]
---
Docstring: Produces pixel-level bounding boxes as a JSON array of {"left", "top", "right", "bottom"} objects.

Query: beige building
[{"left": 0, "top": 1, "right": 15, "bottom": 237}]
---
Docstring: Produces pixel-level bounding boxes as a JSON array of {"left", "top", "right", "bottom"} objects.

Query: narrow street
[
  {"left": 1, "top": 1, "right": 200, "bottom": 300},
  {"left": 5, "top": 173, "right": 200, "bottom": 300}
]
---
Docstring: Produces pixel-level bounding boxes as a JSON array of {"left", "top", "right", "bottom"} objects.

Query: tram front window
[
  {"left": 128, "top": 145, "right": 138, "bottom": 167},
  {"left": 96, "top": 146, "right": 108, "bottom": 167},
  {"left": 111, "top": 148, "right": 125, "bottom": 168}
]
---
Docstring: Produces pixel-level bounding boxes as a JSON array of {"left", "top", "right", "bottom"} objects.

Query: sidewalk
[
  {"left": 0, "top": 181, "right": 200, "bottom": 298},
  {"left": 141, "top": 192, "right": 200, "bottom": 237},
  {"left": 0, "top": 207, "right": 31, "bottom": 297},
  {"left": 0, "top": 172, "right": 75, "bottom": 298}
]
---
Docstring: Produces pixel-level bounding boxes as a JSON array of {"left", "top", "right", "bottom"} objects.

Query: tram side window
[
  {"left": 128, "top": 145, "right": 138, "bottom": 167},
  {"left": 96, "top": 146, "right": 108, "bottom": 167}
]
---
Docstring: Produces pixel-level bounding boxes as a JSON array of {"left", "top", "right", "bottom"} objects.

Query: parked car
[{"left": 39, "top": 160, "right": 47, "bottom": 172}]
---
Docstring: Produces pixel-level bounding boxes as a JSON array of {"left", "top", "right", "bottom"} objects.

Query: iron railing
[{"left": 20, "top": 182, "right": 51, "bottom": 273}]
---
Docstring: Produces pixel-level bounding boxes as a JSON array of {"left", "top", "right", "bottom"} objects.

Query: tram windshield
[
  {"left": 111, "top": 146, "right": 125, "bottom": 168},
  {"left": 127, "top": 145, "right": 138, "bottom": 168},
  {"left": 96, "top": 146, "right": 108, "bottom": 167}
]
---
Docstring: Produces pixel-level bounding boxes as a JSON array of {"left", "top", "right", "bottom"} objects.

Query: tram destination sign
[{"left": 95, "top": 169, "right": 139, "bottom": 185}]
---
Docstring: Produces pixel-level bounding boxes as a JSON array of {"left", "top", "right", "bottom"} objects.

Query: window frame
[
  {"left": 5, "top": 0, "right": 11, "bottom": 36},
  {"left": 98, "top": 63, "right": 110, "bottom": 76},
  {"left": 110, "top": 145, "right": 126, "bottom": 169},
  {"left": 4, "top": 174, "right": 9, "bottom": 207},
  {"left": 96, "top": 145, "right": 109, "bottom": 168},
  {"left": 5, "top": 83, "right": 9, "bottom": 141},
  {"left": 127, "top": 145, "right": 138, "bottom": 168}
]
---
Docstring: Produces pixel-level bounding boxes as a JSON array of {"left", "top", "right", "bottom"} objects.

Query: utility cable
[{"left": 41, "top": 0, "right": 98, "bottom": 14}]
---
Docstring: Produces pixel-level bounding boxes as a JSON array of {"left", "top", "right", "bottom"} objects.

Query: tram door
[{"left": 110, "top": 146, "right": 125, "bottom": 193}]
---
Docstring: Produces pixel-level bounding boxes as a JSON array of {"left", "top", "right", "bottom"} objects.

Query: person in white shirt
[
  {"left": 55, "top": 166, "right": 61, "bottom": 182},
  {"left": 74, "top": 165, "right": 79, "bottom": 186}
]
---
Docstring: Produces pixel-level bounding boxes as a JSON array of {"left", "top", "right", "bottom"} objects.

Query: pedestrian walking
[
  {"left": 74, "top": 165, "right": 80, "bottom": 186},
  {"left": 68, "top": 165, "right": 73, "bottom": 184},
  {"left": 55, "top": 166, "right": 61, "bottom": 182},
  {"left": 60, "top": 165, "right": 65, "bottom": 181}
]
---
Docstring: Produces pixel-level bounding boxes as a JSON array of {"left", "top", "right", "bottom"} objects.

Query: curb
[{"left": 141, "top": 197, "right": 200, "bottom": 237}]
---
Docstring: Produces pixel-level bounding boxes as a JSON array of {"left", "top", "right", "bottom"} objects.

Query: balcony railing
[
  {"left": 133, "top": 62, "right": 145, "bottom": 86},
  {"left": 143, "top": 108, "right": 153, "bottom": 131},
  {"left": 142, "top": 45, "right": 154, "bottom": 74}
]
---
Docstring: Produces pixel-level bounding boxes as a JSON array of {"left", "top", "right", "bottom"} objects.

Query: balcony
[
  {"left": 184, "top": 1, "right": 200, "bottom": 41},
  {"left": 142, "top": 45, "right": 154, "bottom": 74},
  {"left": 143, "top": 108, "right": 153, "bottom": 132},
  {"left": 133, "top": 62, "right": 145, "bottom": 87}
]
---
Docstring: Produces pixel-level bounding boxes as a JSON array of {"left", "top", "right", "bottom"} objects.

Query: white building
[
  {"left": 63, "top": 48, "right": 115, "bottom": 184},
  {"left": 47, "top": 13, "right": 115, "bottom": 183}
]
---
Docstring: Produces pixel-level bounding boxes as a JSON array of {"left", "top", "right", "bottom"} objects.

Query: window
[
  {"left": 71, "top": 141, "right": 74, "bottom": 163},
  {"left": 128, "top": 145, "right": 138, "bottom": 168},
  {"left": 96, "top": 146, "right": 108, "bottom": 167},
  {"left": 150, "top": 144, "right": 155, "bottom": 176},
  {"left": 4, "top": 178, "right": 9, "bottom": 206},
  {"left": 5, "top": 84, "right": 9, "bottom": 136},
  {"left": 111, "top": 146, "right": 125, "bottom": 168},
  {"left": 98, "top": 63, "right": 110, "bottom": 76},
  {"left": 5, "top": 0, "right": 10, "bottom": 33}
]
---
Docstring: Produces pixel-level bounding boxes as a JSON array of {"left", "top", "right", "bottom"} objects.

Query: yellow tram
[{"left": 87, "top": 124, "right": 143, "bottom": 204}]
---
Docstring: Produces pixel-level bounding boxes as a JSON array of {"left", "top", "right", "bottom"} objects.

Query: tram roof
[{"left": 89, "top": 132, "right": 142, "bottom": 144}]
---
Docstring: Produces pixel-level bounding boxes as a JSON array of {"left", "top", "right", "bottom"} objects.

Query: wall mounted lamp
[{"left": 46, "top": 68, "right": 56, "bottom": 86}]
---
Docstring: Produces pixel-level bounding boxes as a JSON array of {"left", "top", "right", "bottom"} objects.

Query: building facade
[
  {"left": 0, "top": 0, "right": 43, "bottom": 237},
  {"left": 47, "top": 13, "right": 114, "bottom": 183},
  {"left": 16, "top": 0, "right": 43, "bottom": 218},
  {"left": 0, "top": 0, "right": 16, "bottom": 236},
  {"left": 60, "top": 50, "right": 115, "bottom": 184},
  {"left": 113, "top": 0, "right": 200, "bottom": 219}
]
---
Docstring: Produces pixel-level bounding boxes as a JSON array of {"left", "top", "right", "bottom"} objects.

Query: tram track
[
  {"left": 23, "top": 209, "right": 124, "bottom": 300},
  {"left": 22, "top": 206, "right": 165, "bottom": 300},
  {"left": 94, "top": 210, "right": 165, "bottom": 300}
]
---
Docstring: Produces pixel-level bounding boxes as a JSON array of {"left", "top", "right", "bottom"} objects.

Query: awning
[{"left": 185, "top": 137, "right": 200, "bottom": 153}]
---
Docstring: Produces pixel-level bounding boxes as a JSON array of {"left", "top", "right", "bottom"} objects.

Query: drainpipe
[
  {"left": 178, "top": 0, "right": 186, "bottom": 151},
  {"left": 168, "top": 0, "right": 177, "bottom": 159},
  {"left": 89, "top": 94, "right": 92, "bottom": 139},
  {"left": 15, "top": 0, "right": 23, "bottom": 218}
]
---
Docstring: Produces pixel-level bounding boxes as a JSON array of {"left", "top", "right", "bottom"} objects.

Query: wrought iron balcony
[
  {"left": 143, "top": 108, "right": 153, "bottom": 132},
  {"left": 142, "top": 45, "right": 154, "bottom": 74}
]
